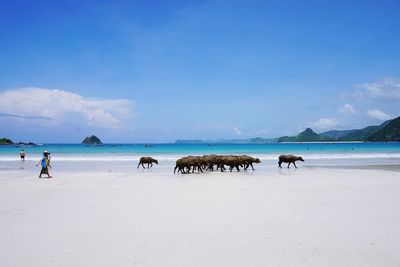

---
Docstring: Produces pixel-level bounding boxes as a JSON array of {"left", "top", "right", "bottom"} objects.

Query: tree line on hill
[
  {"left": 175, "top": 115, "right": 400, "bottom": 143},
  {"left": 0, "top": 138, "right": 36, "bottom": 146},
  {"left": 279, "top": 115, "right": 400, "bottom": 142}
]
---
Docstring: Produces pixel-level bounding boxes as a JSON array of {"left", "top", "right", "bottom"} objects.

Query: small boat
[{"left": 144, "top": 144, "right": 153, "bottom": 147}]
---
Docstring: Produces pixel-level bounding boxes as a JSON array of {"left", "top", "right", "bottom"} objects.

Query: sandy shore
[{"left": 1, "top": 167, "right": 400, "bottom": 266}]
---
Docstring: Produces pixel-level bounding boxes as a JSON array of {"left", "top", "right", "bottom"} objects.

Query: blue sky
[{"left": 0, "top": 0, "right": 400, "bottom": 143}]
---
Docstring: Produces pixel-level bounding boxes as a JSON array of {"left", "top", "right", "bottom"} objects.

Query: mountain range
[
  {"left": 175, "top": 115, "right": 400, "bottom": 143},
  {"left": 313, "top": 116, "right": 398, "bottom": 142}
]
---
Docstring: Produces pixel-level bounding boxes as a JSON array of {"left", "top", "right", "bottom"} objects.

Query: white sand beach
[{"left": 1, "top": 166, "right": 400, "bottom": 266}]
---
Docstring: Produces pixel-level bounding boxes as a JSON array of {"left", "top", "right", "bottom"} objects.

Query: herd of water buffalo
[{"left": 137, "top": 154, "right": 305, "bottom": 174}]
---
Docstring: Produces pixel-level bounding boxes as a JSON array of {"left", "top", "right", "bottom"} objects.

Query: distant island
[
  {"left": 82, "top": 135, "right": 103, "bottom": 145},
  {"left": 0, "top": 138, "right": 37, "bottom": 146},
  {"left": 0, "top": 137, "right": 13, "bottom": 145},
  {"left": 175, "top": 115, "right": 400, "bottom": 143},
  {"left": 16, "top": 142, "right": 37, "bottom": 146}
]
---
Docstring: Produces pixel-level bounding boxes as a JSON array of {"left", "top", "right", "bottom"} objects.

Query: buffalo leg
[
  {"left": 287, "top": 162, "right": 291, "bottom": 168},
  {"left": 294, "top": 162, "right": 297, "bottom": 168},
  {"left": 220, "top": 165, "right": 225, "bottom": 172},
  {"left": 278, "top": 161, "right": 282, "bottom": 168}
]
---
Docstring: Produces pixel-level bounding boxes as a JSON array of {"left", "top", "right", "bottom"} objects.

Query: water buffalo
[
  {"left": 174, "top": 156, "right": 203, "bottom": 174},
  {"left": 174, "top": 154, "right": 262, "bottom": 173},
  {"left": 239, "top": 155, "right": 261, "bottom": 171},
  {"left": 137, "top": 157, "right": 158, "bottom": 169},
  {"left": 278, "top": 155, "right": 304, "bottom": 168}
]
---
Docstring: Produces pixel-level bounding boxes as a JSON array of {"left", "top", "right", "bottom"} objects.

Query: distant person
[
  {"left": 20, "top": 149, "right": 25, "bottom": 162},
  {"left": 36, "top": 151, "right": 52, "bottom": 178}
]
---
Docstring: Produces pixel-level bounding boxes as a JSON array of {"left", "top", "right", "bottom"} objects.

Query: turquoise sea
[
  {"left": 1, "top": 142, "right": 400, "bottom": 154},
  {"left": 1, "top": 142, "right": 400, "bottom": 172}
]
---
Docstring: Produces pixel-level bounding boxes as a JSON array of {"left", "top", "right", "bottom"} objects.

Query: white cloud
[
  {"left": 338, "top": 104, "right": 356, "bottom": 115},
  {"left": 232, "top": 127, "right": 242, "bottom": 135},
  {"left": 0, "top": 87, "right": 134, "bottom": 129},
  {"left": 356, "top": 77, "right": 400, "bottom": 99},
  {"left": 312, "top": 118, "right": 338, "bottom": 130},
  {"left": 367, "top": 109, "right": 392, "bottom": 121}
]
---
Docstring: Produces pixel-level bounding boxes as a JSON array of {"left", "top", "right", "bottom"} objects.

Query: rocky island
[{"left": 81, "top": 135, "right": 103, "bottom": 145}]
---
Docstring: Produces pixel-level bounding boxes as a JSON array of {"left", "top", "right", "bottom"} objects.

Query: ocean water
[{"left": 1, "top": 143, "right": 400, "bottom": 172}]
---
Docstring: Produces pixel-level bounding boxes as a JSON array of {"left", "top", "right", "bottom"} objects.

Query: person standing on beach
[
  {"left": 36, "top": 151, "right": 52, "bottom": 178},
  {"left": 20, "top": 149, "right": 25, "bottom": 162},
  {"left": 19, "top": 149, "right": 26, "bottom": 169}
]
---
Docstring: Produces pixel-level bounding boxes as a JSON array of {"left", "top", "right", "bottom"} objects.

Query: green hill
[
  {"left": 320, "top": 129, "right": 357, "bottom": 139},
  {"left": 278, "top": 116, "right": 399, "bottom": 142},
  {"left": 368, "top": 116, "right": 400, "bottom": 141},
  {"left": 0, "top": 137, "right": 13, "bottom": 145},
  {"left": 339, "top": 121, "right": 390, "bottom": 141},
  {"left": 174, "top": 116, "right": 400, "bottom": 144},
  {"left": 278, "top": 128, "right": 331, "bottom": 142},
  {"left": 339, "top": 126, "right": 381, "bottom": 141}
]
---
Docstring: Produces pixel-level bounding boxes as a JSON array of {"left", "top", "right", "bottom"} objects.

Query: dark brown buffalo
[
  {"left": 137, "top": 157, "right": 158, "bottom": 169},
  {"left": 278, "top": 155, "right": 304, "bottom": 168},
  {"left": 174, "top": 154, "right": 262, "bottom": 173}
]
